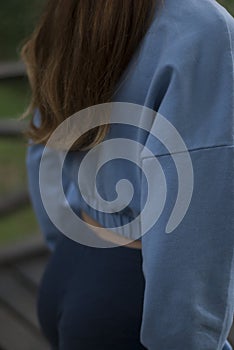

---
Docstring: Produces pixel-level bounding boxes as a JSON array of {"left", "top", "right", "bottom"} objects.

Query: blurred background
[
  {"left": 0, "top": 2, "right": 52, "bottom": 349},
  {"left": 0, "top": 1, "right": 233, "bottom": 350},
  {"left": 0, "top": 0, "right": 44, "bottom": 247}
]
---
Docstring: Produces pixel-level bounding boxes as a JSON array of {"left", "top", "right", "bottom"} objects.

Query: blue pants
[
  {"left": 37, "top": 235, "right": 146, "bottom": 349},
  {"left": 37, "top": 234, "right": 233, "bottom": 350}
]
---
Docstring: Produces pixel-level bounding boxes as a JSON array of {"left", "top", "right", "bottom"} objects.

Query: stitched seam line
[{"left": 140, "top": 144, "right": 234, "bottom": 160}]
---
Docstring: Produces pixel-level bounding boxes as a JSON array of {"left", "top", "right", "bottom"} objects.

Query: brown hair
[{"left": 21, "top": 0, "right": 159, "bottom": 150}]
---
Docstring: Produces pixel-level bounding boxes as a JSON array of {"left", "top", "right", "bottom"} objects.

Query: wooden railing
[
  {"left": 0, "top": 119, "right": 30, "bottom": 217},
  {"left": 0, "top": 62, "right": 50, "bottom": 350},
  {"left": 0, "top": 61, "right": 26, "bottom": 79},
  {"left": 0, "top": 62, "right": 30, "bottom": 217}
]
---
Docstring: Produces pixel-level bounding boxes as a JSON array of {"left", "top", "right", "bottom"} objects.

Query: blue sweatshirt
[{"left": 26, "top": 0, "right": 234, "bottom": 348}]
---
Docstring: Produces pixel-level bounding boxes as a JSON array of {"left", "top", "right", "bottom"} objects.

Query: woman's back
[{"left": 24, "top": 0, "right": 234, "bottom": 349}]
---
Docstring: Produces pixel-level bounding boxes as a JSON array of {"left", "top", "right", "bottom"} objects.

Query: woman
[{"left": 21, "top": 0, "right": 234, "bottom": 349}]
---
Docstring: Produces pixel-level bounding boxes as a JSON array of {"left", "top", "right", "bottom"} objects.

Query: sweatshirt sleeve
[
  {"left": 26, "top": 109, "right": 64, "bottom": 250},
  {"left": 140, "top": 4, "right": 234, "bottom": 350}
]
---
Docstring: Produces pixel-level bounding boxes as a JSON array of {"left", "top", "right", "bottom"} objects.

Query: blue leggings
[{"left": 37, "top": 235, "right": 146, "bottom": 349}]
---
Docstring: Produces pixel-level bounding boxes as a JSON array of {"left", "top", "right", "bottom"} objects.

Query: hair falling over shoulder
[{"left": 21, "top": 0, "right": 160, "bottom": 150}]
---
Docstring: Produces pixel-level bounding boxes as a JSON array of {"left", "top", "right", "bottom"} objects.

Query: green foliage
[
  {"left": 0, "top": 0, "right": 44, "bottom": 60},
  {"left": 219, "top": 0, "right": 234, "bottom": 14},
  {"left": 0, "top": 80, "right": 38, "bottom": 245},
  {"left": 0, "top": 79, "right": 30, "bottom": 119},
  {"left": 0, "top": 207, "right": 38, "bottom": 245}
]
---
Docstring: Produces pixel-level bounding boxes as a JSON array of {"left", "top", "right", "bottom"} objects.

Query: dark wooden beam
[
  {"left": 0, "top": 61, "right": 26, "bottom": 79},
  {"left": 0, "top": 190, "right": 30, "bottom": 218},
  {"left": 0, "top": 120, "right": 27, "bottom": 138},
  {"left": 0, "top": 235, "right": 49, "bottom": 266}
]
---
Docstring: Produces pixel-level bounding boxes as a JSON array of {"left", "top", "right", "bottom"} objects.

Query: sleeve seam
[{"left": 140, "top": 143, "right": 234, "bottom": 160}]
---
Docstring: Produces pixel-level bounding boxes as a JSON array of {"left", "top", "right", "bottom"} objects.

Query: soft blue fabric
[
  {"left": 224, "top": 341, "right": 233, "bottom": 350},
  {"left": 26, "top": 0, "right": 234, "bottom": 348}
]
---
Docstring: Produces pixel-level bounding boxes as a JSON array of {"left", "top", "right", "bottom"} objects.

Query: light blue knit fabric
[{"left": 26, "top": 0, "right": 234, "bottom": 348}]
